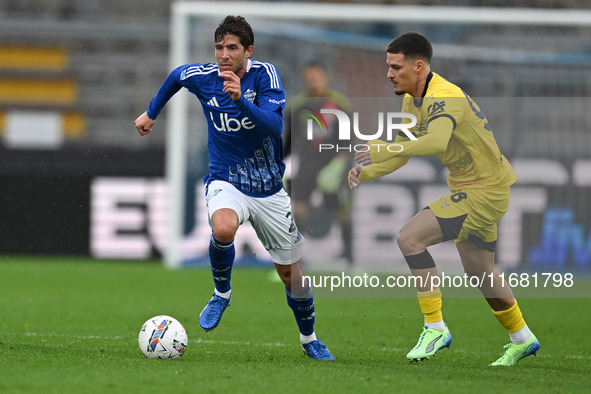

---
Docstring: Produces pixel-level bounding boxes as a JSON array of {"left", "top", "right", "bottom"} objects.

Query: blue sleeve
[
  {"left": 233, "top": 64, "right": 285, "bottom": 137},
  {"left": 233, "top": 95, "right": 284, "bottom": 137},
  {"left": 146, "top": 66, "right": 184, "bottom": 120}
]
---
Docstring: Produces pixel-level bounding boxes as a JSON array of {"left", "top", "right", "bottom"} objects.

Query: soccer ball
[{"left": 138, "top": 315, "right": 188, "bottom": 359}]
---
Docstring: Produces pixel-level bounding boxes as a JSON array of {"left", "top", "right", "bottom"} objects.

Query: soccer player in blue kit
[{"left": 134, "top": 15, "right": 334, "bottom": 361}]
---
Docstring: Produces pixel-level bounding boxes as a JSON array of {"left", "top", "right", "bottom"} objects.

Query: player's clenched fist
[
  {"left": 219, "top": 71, "right": 242, "bottom": 101},
  {"left": 135, "top": 111, "right": 155, "bottom": 136},
  {"left": 348, "top": 166, "right": 362, "bottom": 189}
]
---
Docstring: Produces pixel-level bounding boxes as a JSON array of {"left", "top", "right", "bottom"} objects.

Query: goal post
[{"left": 165, "top": 1, "right": 591, "bottom": 269}]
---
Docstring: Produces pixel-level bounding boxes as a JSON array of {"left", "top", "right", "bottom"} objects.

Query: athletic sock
[
  {"left": 509, "top": 325, "right": 533, "bottom": 345},
  {"left": 492, "top": 301, "right": 529, "bottom": 344},
  {"left": 214, "top": 288, "right": 232, "bottom": 300},
  {"left": 286, "top": 286, "right": 315, "bottom": 340},
  {"left": 300, "top": 332, "right": 318, "bottom": 345},
  {"left": 209, "top": 235, "right": 235, "bottom": 294},
  {"left": 424, "top": 320, "right": 446, "bottom": 331},
  {"left": 417, "top": 288, "right": 444, "bottom": 329}
]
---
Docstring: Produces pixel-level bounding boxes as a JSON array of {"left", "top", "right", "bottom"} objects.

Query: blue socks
[
  {"left": 211, "top": 234, "right": 316, "bottom": 340},
  {"left": 286, "top": 286, "right": 315, "bottom": 336},
  {"left": 209, "top": 235, "right": 235, "bottom": 294}
]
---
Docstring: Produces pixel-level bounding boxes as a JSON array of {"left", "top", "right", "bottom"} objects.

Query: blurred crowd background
[
  {"left": 0, "top": 0, "right": 588, "bottom": 150},
  {"left": 0, "top": 1, "right": 590, "bottom": 273}
]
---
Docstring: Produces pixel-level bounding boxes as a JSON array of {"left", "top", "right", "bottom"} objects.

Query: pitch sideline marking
[
  {"left": 192, "top": 338, "right": 288, "bottom": 347},
  {"left": 25, "top": 332, "right": 125, "bottom": 340},
  {"left": 22, "top": 332, "right": 591, "bottom": 360}
]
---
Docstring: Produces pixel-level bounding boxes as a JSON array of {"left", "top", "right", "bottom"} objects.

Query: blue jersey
[{"left": 147, "top": 59, "right": 286, "bottom": 197}]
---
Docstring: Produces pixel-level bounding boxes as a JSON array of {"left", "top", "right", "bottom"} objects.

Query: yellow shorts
[{"left": 427, "top": 187, "right": 511, "bottom": 252}]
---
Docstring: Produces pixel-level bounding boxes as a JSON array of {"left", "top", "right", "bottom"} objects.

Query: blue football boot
[
  {"left": 302, "top": 339, "right": 336, "bottom": 361},
  {"left": 199, "top": 293, "right": 231, "bottom": 332}
]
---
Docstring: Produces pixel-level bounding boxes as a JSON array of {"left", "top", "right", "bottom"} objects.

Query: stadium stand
[
  {"left": 0, "top": 0, "right": 171, "bottom": 148},
  {"left": 0, "top": 44, "right": 86, "bottom": 145},
  {"left": 0, "top": 0, "right": 588, "bottom": 155}
]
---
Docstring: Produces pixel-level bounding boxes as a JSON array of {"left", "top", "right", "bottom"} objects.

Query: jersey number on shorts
[
  {"left": 451, "top": 192, "right": 467, "bottom": 203},
  {"left": 286, "top": 212, "right": 296, "bottom": 233}
]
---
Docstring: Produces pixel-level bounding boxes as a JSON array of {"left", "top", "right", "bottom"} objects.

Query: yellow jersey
[{"left": 362, "top": 72, "right": 516, "bottom": 191}]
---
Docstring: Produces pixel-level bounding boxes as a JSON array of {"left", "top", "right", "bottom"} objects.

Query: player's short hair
[
  {"left": 215, "top": 15, "right": 254, "bottom": 49},
  {"left": 303, "top": 60, "right": 327, "bottom": 71},
  {"left": 386, "top": 32, "right": 433, "bottom": 63}
]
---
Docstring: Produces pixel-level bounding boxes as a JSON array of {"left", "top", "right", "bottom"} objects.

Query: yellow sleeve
[
  {"left": 357, "top": 156, "right": 410, "bottom": 184},
  {"left": 353, "top": 135, "right": 410, "bottom": 184},
  {"left": 370, "top": 116, "right": 454, "bottom": 163}
]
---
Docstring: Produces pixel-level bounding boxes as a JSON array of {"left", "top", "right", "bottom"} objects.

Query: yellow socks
[
  {"left": 418, "top": 288, "right": 444, "bottom": 329},
  {"left": 492, "top": 301, "right": 525, "bottom": 333},
  {"left": 417, "top": 293, "right": 532, "bottom": 344},
  {"left": 492, "top": 301, "right": 532, "bottom": 344}
]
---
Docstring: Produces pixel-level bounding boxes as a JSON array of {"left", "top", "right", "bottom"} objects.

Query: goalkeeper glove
[{"left": 316, "top": 156, "right": 347, "bottom": 194}]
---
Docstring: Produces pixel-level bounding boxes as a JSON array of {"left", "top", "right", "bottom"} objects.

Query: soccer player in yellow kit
[{"left": 349, "top": 32, "right": 540, "bottom": 366}]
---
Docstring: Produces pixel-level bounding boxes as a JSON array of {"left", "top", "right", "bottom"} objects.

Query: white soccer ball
[{"left": 138, "top": 315, "right": 188, "bottom": 359}]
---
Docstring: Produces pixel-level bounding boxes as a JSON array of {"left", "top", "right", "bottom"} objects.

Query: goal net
[{"left": 164, "top": 1, "right": 591, "bottom": 282}]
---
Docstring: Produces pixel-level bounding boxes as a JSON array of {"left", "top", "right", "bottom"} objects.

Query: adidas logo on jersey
[{"left": 207, "top": 97, "right": 220, "bottom": 107}]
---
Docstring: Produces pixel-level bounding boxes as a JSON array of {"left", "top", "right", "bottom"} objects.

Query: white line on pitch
[
  {"left": 24, "top": 332, "right": 126, "bottom": 340},
  {"left": 23, "top": 332, "right": 591, "bottom": 360},
  {"left": 192, "top": 338, "right": 288, "bottom": 347}
]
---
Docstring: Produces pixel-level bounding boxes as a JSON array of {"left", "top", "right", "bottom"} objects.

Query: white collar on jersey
[{"left": 246, "top": 59, "right": 253, "bottom": 73}]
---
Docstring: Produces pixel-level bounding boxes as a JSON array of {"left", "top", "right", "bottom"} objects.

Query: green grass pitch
[{"left": 1, "top": 256, "right": 590, "bottom": 393}]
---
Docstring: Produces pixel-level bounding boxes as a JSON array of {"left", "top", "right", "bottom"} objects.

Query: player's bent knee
[
  {"left": 212, "top": 224, "right": 238, "bottom": 243},
  {"left": 397, "top": 229, "right": 421, "bottom": 255}
]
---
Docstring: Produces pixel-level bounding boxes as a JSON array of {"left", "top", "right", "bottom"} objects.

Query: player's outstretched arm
[
  {"left": 370, "top": 117, "right": 454, "bottom": 163},
  {"left": 142, "top": 65, "right": 185, "bottom": 128},
  {"left": 348, "top": 155, "right": 410, "bottom": 189},
  {"left": 135, "top": 111, "right": 155, "bottom": 136}
]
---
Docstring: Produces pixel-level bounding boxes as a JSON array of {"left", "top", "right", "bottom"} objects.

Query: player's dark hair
[
  {"left": 215, "top": 15, "right": 254, "bottom": 49},
  {"left": 303, "top": 59, "right": 327, "bottom": 71},
  {"left": 386, "top": 32, "right": 432, "bottom": 63}
]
